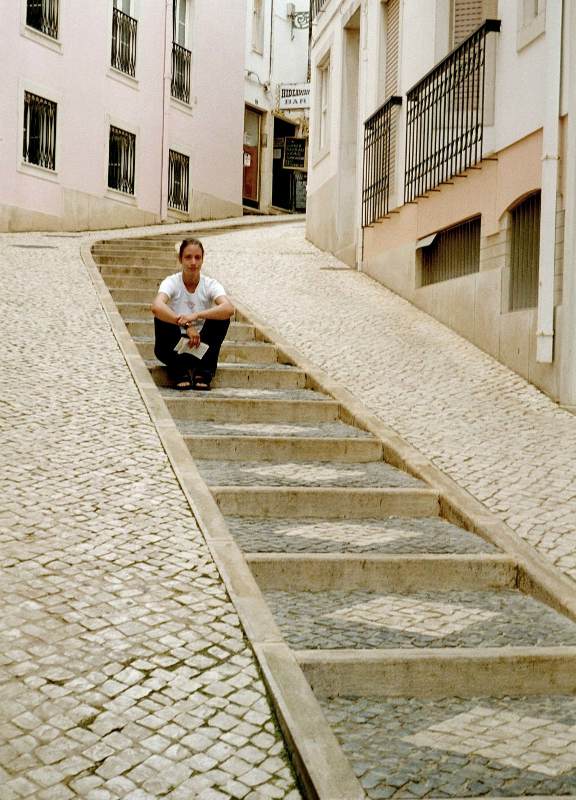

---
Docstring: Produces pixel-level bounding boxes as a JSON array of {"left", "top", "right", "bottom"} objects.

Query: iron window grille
[
  {"left": 23, "top": 91, "right": 57, "bottom": 171},
  {"left": 171, "top": 42, "right": 191, "bottom": 103},
  {"left": 509, "top": 192, "right": 541, "bottom": 310},
  {"left": 26, "top": 0, "right": 59, "bottom": 39},
  {"left": 362, "top": 96, "right": 402, "bottom": 227},
  {"left": 108, "top": 126, "right": 136, "bottom": 195},
  {"left": 420, "top": 216, "right": 481, "bottom": 287},
  {"left": 310, "top": 0, "right": 329, "bottom": 21},
  {"left": 404, "top": 19, "right": 501, "bottom": 204},
  {"left": 168, "top": 150, "right": 190, "bottom": 212},
  {"left": 111, "top": 6, "right": 138, "bottom": 77}
]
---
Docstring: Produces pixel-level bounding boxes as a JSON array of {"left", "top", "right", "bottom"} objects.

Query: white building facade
[
  {"left": 1, "top": 0, "right": 246, "bottom": 232},
  {"left": 243, "top": 0, "right": 310, "bottom": 213},
  {"left": 306, "top": 0, "right": 576, "bottom": 409}
]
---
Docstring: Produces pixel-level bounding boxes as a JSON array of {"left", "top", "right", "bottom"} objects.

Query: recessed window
[
  {"left": 168, "top": 150, "right": 190, "bottom": 212},
  {"left": 108, "top": 126, "right": 136, "bottom": 195},
  {"left": 26, "top": 0, "right": 59, "bottom": 39},
  {"left": 111, "top": 0, "right": 138, "bottom": 77},
  {"left": 172, "top": 0, "right": 192, "bottom": 103},
  {"left": 317, "top": 56, "right": 331, "bottom": 153},
  {"left": 252, "top": 0, "right": 264, "bottom": 53},
  {"left": 420, "top": 217, "right": 481, "bottom": 287},
  {"left": 509, "top": 192, "right": 541, "bottom": 310},
  {"left": 23, "top": 91, "right": 57, "bottom": 171}
]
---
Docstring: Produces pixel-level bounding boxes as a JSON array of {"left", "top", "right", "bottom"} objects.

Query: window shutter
[
  {"left": 384, "top": 0, "right": 400, "bottom": 98},
  {"left": 452, "top": 0, "right": 483, "bottom": 46}
]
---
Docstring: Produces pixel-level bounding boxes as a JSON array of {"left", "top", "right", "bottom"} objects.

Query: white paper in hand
[{"left": 174, "top": 337, "right": 209, "bottom": 358}]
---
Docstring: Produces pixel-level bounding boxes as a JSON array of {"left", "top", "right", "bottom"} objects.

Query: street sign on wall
[{"left": 278, "top": 83, "right": 311, "bottom": 110}]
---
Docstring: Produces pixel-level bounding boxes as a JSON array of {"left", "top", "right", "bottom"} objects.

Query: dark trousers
[{"left": 154, "top": 317, "right": 230, "bottom": 379}]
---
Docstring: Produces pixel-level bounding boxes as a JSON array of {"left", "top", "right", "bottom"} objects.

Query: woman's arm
[
  {"left": 178, "top": 295, "right": 235, "bottom": 326},
  {"left": 151, "top": 292, "right": 180, "bottom": 325}
]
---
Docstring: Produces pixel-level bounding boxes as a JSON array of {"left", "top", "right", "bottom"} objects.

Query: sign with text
[
  {"left": 283, "top": 137, "right": 307, "bottom": 171},
  {"left": 279, "top": 83, "right": 311, "bottom": 110}
]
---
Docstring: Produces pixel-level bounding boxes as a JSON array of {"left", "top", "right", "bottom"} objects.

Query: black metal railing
[
  {"left": 111, "top": 7, "right": 137, "bottom": 77},
  {"left": 168, "top": 150, "right": 190, "bottom": 212},
  {"left": 171, "top": 42, "right": 191, "bottom": 103},
  {"left": 108, "top": 126, "right": 136, "bottom": 195},
  {"left": 510, "top": 192, "right": 541, "bottom": 310},
  {"left": 404, "top": 19, "right": 500, "bottom": 204},
  {"left": 23, "top": 92, "right": 57, "bottom": 170},
  {"left": 310, "top": 0, "right": 329, "bottom": 20},
  {"left": 26, "top": 0, "right": 59, "bottom": 39},
  {"left": 362, "top": 96, "right": 402, "bottom": 227}
]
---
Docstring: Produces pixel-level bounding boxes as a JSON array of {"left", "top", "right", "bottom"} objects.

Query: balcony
[
  {"left": 310, "top": 0, "right": 329, "bottom": 21},
  {"left": 171, "top": 42, "right": 191, "bottom": 104},
  {"left": 111, "top": 7, "right": 137, "bottom": 78},
  {"left": 26, "top": 0, "right": 59, "bottom": 39},
  {"left": 362, "top": 96, "right": 402, "bottom": 227},
  {"left": 404, "top": 19, "right": 501, "bottom": 204}
]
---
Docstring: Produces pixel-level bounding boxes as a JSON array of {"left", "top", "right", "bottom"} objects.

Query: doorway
[
  {"left": 272, "top": 117, "right": 307, "bottom": 212},
  {"left": 243, "top": 107, "right": 261, "bottom": 208}
]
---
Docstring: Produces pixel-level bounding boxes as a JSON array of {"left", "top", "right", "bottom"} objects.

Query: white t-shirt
[{"left": 158, "top": 272, "right": 226, "bottom": 332}]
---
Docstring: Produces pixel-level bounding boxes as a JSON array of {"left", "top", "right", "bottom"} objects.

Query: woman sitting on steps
[{"left": 151, "top": 237, "right": 234, "bottom": 391}]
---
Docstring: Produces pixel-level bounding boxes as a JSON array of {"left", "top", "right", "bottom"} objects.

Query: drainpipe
[
  {"left": 536, "top": 0, "right": 563, "bottom": 362},
  {"left": 159, "top": 0, "right": 172, "bottom": 222},
  {"left": 560, "top": 0, "right": 576, "bottom": 410}
]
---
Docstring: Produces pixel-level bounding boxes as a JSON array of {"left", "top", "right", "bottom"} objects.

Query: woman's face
[{"left": 180, "top": 244, "right": 204, "bottom": 275}]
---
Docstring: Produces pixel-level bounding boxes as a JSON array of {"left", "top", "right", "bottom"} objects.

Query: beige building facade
[{"left": 306, "top": 0, "right": 576, "bottom": 409}]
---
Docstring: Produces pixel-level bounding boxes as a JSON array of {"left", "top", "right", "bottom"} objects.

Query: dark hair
[{"left": 179, "top": 238, "right": 204, "bottom": 259}]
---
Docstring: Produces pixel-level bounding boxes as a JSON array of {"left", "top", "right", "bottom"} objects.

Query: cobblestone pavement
[
  {"left": 321, "top": 695, "right": 576, "bottom": 798},
  {"left": 0, "top": 233, "right": 301, "bottom": 798},
  {"left": 265, "top": 590, "right": 576, "bottom": 649},
  {"left": 199, "top": 223, "right": 576, "bottom": 580}
]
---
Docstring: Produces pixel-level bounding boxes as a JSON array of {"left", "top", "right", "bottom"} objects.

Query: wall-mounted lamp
[{"left": 287, "top": 3, "right": 310, "bottom": 39}]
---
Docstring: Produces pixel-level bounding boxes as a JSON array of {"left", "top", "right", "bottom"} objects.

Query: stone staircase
[{"left": 94, "top": 234, "right": 576, "bottom": 799}]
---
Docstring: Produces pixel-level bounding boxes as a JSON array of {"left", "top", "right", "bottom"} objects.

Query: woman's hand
[
  {"left": 186, "top": 325, "right": 201, "bottom": 348},
  {"left": 177, "top": 312, "right": 199, "bottom": 327}
]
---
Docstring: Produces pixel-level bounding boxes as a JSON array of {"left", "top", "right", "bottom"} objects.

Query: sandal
[
  {"left": 192, "top": 370, "right": 212, "bottom": 391},
  {"left": 174, "top": 370, "right": 193, "bottom": 391}
]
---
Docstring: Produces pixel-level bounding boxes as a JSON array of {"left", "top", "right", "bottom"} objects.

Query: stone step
[
  {"left": 182, "top": 422, "right": 382, "bottom": 461},
  {"left": 104, "top": 275, "right": 170, "bottom": 290},
  {"left": 264, "top": 587, "right": 576, "bottom": 651},
  {"left": 316, "top": 691, "right": 576, "bottom": 798},
  {"left": 211, "top": 487, "right": 440, "bottom": 519},
  {"left": 100, "top": 265, "right": 181, "bottom": 280},
  {"left": 163, "top": 393, "right": 340, "bottom": 423},
  {"left": 111, "top": 287, "right": 162, "bottom": 303},
  {"left": 148, "top": 361, "right": 306, "bottom": 390},
  {"left": 127, "top": 319, "right": 256, "bottom": 340},
  {"left": 94, "top": 253, "right": 177, "bottom": 266},
  {"left": 297, "top": 646, "right": 576, "bottom": 698},
  {"left": 225, "top": 516, "right": 501, "bottom": 555},
  {"left": 135, "top": 338, "right": 278, "bottom": 363},
  {"left": 248, "top": 553, "right": 517, "bottom": 592},
  {"left": 197, "top": 458, "right": 421, "bottom": 485}
]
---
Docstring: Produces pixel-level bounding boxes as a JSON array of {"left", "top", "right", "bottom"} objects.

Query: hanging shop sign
[
  {"left": 283, "top": 137, "right": 307, "bottom": 171},
  {"left": 278, "top": 83, "right": 311, "bottom": 110}
]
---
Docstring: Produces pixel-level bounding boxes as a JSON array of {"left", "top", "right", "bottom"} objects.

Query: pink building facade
[{"left": 0, "top": 0, "right": 246, "bottom": 231}]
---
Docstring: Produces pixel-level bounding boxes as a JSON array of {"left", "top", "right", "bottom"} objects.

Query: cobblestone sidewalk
[
  {"left": 201, "top": 222, "right": 576, "bottom": 581},
  {"left": 0, "top": 232, "right": 300, "bottom": 799}
]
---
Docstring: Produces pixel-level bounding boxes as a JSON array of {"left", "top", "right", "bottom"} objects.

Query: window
[
  {"left": 172, "top": 0, "right": 192, "bottom": 103},
  {"left": 23, "top": 91, "right": 57, "bottom": 171},
  {"left": 26, "top": 0, "right": 59, "bottom": 39},
  {"left": 168, "top": 150, "right": 190, "bottom": 212},
  {"left": 522, "top": 0, "right": 546, "bottom": 26},
  {"left": 517, "top": 0, "right": 546, "bottom": 48},
  {"left": 108, "top": 126, "right": 136, "bottom": 195},
  {"left": 451, "top": 0, "right": 483, "bottom": 47},
  {"left": 252, "top": 0, "right": 265, "bottom": 53},
  {"left": 419, "top": 217, "right": 481, "bottom": 286},
  {"left": 381, "top": 0, "right": 400, "bottom": 100},
  {"left": 111, "top": 0, "right": 138, "bottom": 77},
  {"left": 509, "top": 193, "right": 541, "bottom": 310},
  {"left": 317, "top": 56, "right": 331, "bottom": 153}
]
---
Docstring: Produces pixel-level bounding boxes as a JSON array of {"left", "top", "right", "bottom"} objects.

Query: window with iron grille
[
  {"left": 509, "top": 192, "right": 541, "bottom": 310},
  {"left": 23, "top": 91, "right": 57, "bottom": 171},
  {"left": 168, "top": 150, "right": 190, "bottom": 212},
  {"left": 111, "top": 5, "right": 138, "bottom": 77},
  {"left": 420, "top": 216, "right": 481, "bottom": 287},
  {"left": 108, "top": 126, "right": 136, "bottom": 195},
  {"left": 26, "top": 0, "right": 59, "bottom": 39}
]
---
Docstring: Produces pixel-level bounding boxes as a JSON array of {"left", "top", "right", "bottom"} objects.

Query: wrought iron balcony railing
[
  {"left": 171, "top": 42, "right": 191, "bottom": 104},
  {"left": 23, "top": 91, "right": 57, "bottom": 171},
  {"left": 26, "top": 0, "right": 59, "bottom": 39},
  {"left": 404, "top": 19, "right": 501, "bottom": 204},
  {"left": 168, "top": 150, "right": 190, "bottom": 212},
  {"left": 111, "top": 7, "right": 137, "bottom": 77},
  {"left": 108, "top": 126, "right": 136, "bottom": 195},
  {"left": 362, "top": 96, "right": 402, "bottom": 227},
  {"left": 310, "top": 0, "right": 329, "bottom": 21}
]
